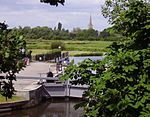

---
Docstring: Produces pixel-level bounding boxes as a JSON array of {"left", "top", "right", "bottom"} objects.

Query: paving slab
[
  {"left": 14, "top": 61, "right": 57, "bottom": 91},
  {"left": 16, "top": 61, "right": 57, "bottom": 77}
]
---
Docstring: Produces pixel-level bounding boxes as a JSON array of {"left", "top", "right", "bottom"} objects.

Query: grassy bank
[
  {"left": 0, "top": 95, "right": 24, "bottom": 103},
  {"left": 26, "top": 40, "right": 112, "bottom": 56},
  {"left": 74, "top": 52, "right": 103, "bottom": 56}
]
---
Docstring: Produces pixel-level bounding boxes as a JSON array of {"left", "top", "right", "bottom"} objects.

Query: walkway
[
  {"left": 16, "top": 61, "right": 57, "bottom": 77},
  {"left": 14, "top": 61, "right": 57, "bottom": 92},
  {"left": 14, "top": 61, "right": 88, "bottom": 99}
]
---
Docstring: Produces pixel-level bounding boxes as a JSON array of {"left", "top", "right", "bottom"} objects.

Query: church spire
[{"left": 88, "top": 15, "right": 93, "bottom": 29}]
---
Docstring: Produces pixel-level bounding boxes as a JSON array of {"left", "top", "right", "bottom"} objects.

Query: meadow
[{"left": 26, "top": 39, "right": 112, "bottom": 56}]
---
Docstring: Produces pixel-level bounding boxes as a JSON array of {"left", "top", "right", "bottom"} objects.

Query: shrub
[{"left": 51, "top": 41, "right": 65, "bottom": 50}]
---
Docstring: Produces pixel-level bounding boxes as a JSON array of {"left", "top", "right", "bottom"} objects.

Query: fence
[{"left": 34, "top": 51, "right": 69, "bottom": 63}]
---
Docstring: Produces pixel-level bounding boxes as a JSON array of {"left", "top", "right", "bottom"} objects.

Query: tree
[
  {"left": 40, "top": 0, "right": 65, "bottom": 6},
  {"left": 61, "top": 0, "right": 150, "bottom": 116},
  {"left": 0, "top": 0, "right": 82, "bottom": 100},
  {"left": 72, "top": 29, "right": 99, "bottom": 40},
  {"left": 51, "top": 41, "right": 65, "bottom": 50},
  {"left": 57, "top": 22, "right": 62, "bottom": 31},
  {"left": 0, "top": 23, "right": 26, "bottom": 100}
]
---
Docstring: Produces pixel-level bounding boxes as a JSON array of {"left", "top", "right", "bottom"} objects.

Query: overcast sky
[{"left": 0, "top": 0, "right": 110, "bottom": 31}]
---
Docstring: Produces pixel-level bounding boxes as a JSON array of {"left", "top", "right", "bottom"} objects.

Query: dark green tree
[
  {"left": 73, "top": 29, "right": 99, "bottom": 40},
  {"left": 0, "top": 23, "right": 26, "bottom": 100},
  {"left": 40, "top": 0, "right": 65, "bottom": 6},
  {"left": 61, "top": 0, "right": 150, "bottom": 116},
  {"left": 57, "top": 22, "right": 62, "bottom": 31}
]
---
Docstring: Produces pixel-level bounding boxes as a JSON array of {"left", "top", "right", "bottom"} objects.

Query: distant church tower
[{"left": 88, "top": 15, "right": 93, "bottom": 29}]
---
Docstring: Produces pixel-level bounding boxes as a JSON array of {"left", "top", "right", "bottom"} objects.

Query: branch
[{"left": 40, "top": 0, "right": 65, "bottom": 6}]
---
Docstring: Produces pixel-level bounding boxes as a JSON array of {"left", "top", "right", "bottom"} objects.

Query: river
[
  {"left": 69, "top": 56, "right": 103, "bottom": 64},
  {"left": 1, "top": 100, "right": 83, "bottom": 117}
]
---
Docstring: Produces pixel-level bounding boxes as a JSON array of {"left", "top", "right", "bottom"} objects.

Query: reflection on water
[
  {"left": 69, "top": 56, "right": 103, "bottom": 64},
  {"left": 1, "top": 100, "right": 83, "bottom": 117}
]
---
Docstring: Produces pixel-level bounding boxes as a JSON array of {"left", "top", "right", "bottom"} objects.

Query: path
[
  {"left": 14, "top": 61, "right": 57, "bottom": 91},
  {"left": 16, "top": 61, "right": 57, "bottom": 77}
]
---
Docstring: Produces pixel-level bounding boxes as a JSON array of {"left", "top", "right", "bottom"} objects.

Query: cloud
[
  {"left": 66, "top": 0, "right": 105, "bottom": 5},
  {"left": 16, "top": 0, "right": 40, "bottom": 5},
  {"left": 0, "top": 0, "right": 110, "bottom": 31}
]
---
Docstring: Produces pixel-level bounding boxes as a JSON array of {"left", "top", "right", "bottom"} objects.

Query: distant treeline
[{"left": 11, "top": 24, "right": 123, "bottom": 41}]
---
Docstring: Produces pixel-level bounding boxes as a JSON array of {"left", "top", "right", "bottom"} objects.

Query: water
[
  {"left": 69, "top": 56, "right": 103, "bottom": 64},
  {"left": 1, "top": 100, "right": 83, "bottom": 117}
]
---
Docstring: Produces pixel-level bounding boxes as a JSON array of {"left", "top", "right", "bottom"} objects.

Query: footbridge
[{"left": 16, "top": 76, "right": 88, "bottom": 99}]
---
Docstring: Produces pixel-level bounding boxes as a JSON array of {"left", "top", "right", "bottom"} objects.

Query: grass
[
  {"left": 30, "top": 49, "right": 50, "bottom": 55},
  {"left": 0, "top": 95, "right": 24, "bottom": 103},
  {"left": 73, "top": 52, "right": 103, "bottom": 56},
  {"left": 26, "top": 40, "right": 112, "bottom": 56}
]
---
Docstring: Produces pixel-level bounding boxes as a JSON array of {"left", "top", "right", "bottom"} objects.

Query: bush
[{"left": 51, "top": 41, "right": 65, "bottom": 50}]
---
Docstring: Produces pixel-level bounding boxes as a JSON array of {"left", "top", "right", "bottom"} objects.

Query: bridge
[
  {"left": 0, "top": 61, "right": 88, "bottom": 112},
  {"left": 15, "top": 76, "right": 88, "bottom": 99}
]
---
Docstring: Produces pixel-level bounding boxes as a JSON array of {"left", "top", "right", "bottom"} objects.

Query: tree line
[{"left": 10, "top": 23, "right": 122, "bottom": 41}]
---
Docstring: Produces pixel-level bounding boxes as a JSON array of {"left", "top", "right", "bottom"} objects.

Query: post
[{"left": 65, "top": 79, "right": 69, "bottom": 101}]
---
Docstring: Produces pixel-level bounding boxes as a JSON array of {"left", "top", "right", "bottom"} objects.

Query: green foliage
[
  {"left": 64, "top": 40, "right": 111, "bottom": 52},
  {"left": 51, "top": 41, "right": 65, "bottom": 50},
  {"left": 61, "top": 59, "right": 105, "bottom": 85},
  {"left": 0, "top": 23, "right": 25, "bottom": 100},
  {"left": 27, "top": 40, "right": 111, "bottom": 55},
  {"left": 61, "top": 0, "right": 150, "bottom": 116},
  {"left": 113, "top": 0, "right": 150, "bottom": 50},
  {"left": 0, "top": 22, "right": 8, "bottom": 30},
  {"left": 57, "top": 22, "right": 62, "bottom": 31},
  {"left": 10, "top": 25, "right": 122, "bottom": 41},
  {"left": 0, "top": 95, "right": 23, "bottom": 102},
  {"left": 100, "top": 26, "right": 124, "bottom": 41},
  {"left": 12, "top": 26, "right": 71, "bottom": 40},
  {"left": 72, "top": 29, "right": 99, "bottom": 40}
]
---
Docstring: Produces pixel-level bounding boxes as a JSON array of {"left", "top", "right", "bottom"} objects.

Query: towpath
[
  {"left": 14, "top": 61, "right": 57, "bottom": 91},
  {"left": 16, "top": 61, "right": 57, "bottom": 77}
]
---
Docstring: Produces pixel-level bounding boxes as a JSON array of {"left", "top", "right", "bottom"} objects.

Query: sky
[{"left": 0, "top": 0, "right": 111, "bottom": 31}]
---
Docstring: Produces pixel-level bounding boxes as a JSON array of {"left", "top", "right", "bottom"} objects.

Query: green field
[{"left": 26, "top": 40, "right": 112, "bottom": 56}]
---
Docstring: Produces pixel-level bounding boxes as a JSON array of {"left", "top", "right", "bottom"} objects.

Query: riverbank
[
  {"left": 0, "top": 84, "right": 50, "bottom": 113},
  {"left": 0, "top": 62, "right": 56, "bottom": 112},
  {"left": 0, "top": 95, "right": 24, "bottom": 103}
]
